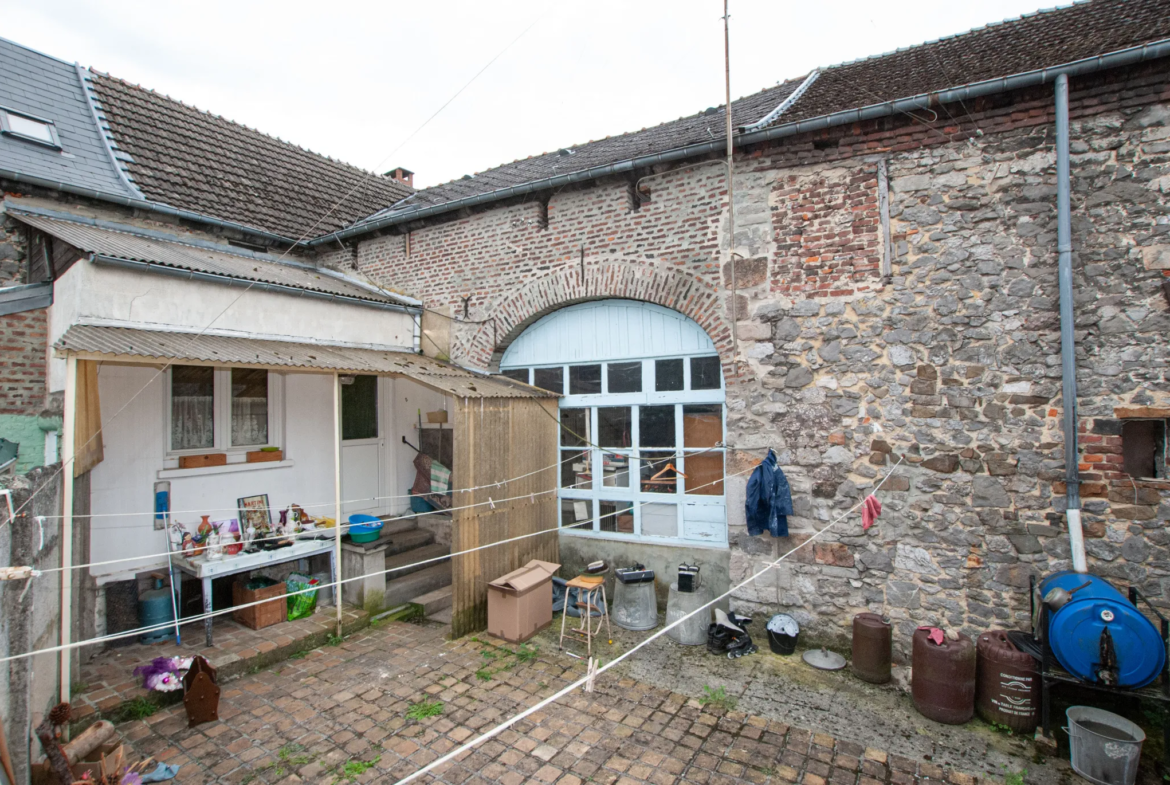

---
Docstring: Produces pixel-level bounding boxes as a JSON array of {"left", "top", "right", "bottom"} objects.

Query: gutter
[
  {"left": 89, "top": 254, "right": 421, "bottom": 315},
  {"left": 0, "top": 167, "right": 301, "bottom": 248},
  {"left": 312, "top": 37, "right": 1170, "bottom": 246},
  {"left": 0, "top": 282, "right": 52, "bottom": 316}
]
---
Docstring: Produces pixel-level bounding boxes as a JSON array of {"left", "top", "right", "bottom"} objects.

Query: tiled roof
[
  {"left": 0, "top": 37, "right": 138, "bottom": 199},
  {"left": 780, "top": 0, "right": 1170, "bottom": 124},
  {"left": 349, "top": 0, "right": 1170, "bottom": 231},
  {"left": 89, "top": 74, "right": 414, "bottom": 240},
  {"left": 354, "top": 78, "right": 804, "bottom": 226}
]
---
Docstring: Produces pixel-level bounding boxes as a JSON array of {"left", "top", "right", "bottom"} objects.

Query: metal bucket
[
  {"left": 1065, "top": 706, "right": 1145, "bottom": 785},
  {"left": 664, "top": 582, "right": 710, "bottom": 645},
  {"left": 613, "top": 579, "right": 657, "bottom": 631}
]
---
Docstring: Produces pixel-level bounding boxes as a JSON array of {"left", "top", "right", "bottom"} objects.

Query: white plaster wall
[
  {"left": 48, "top": 258, "right": 416, "bottom": 391},
  {"left": 89, "top": 367, "right": 371, "bottom": 582}
]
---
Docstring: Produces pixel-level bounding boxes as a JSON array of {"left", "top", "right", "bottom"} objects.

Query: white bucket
[{"left": 1065, "top": 706, "right": 1145, "bottom": 785}]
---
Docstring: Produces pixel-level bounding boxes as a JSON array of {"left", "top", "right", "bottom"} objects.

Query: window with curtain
[
  {"left": 172, "top": 366, "right": 214, "bottom": 450},
  {"left": 231, "top": 368, "right": 268, "bottom": 446},
  {"left": 169, "top": 366, "right": 280, "bottom": 454}
]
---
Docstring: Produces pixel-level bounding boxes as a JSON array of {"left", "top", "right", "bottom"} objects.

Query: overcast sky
[{"left": 8, "top": 0, "right": 1057, "bottom": 190}]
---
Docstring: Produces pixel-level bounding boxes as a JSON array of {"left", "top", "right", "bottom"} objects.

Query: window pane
[
  {"left": 598, "top": 407, "right": 632, "bottom": 448},
  {"left": 641, "top": 451, "right": 678, "bottom": 493},
  {"left": 171, "top": 366, "right": 214, "bottom": 450},
  {"left": 561, "top": 449, "right": 592, "bottom": 489},
  {"left": 569, "top": 364, "right": 601, "bottom": 395},
  {"left": 684, "top": 453, "right": 724, "bottom": 495},
  {"left": 600, "top": 500, "right": 634, "bottom": 533},
  {"left": 691, "top": 356, "right": 722, "bottom": 390},
  {"left": 231, "top": 369, "right": 268, "bottom": 446},
  {"left": 500, "top": 368, "right": 529, "bottom": 384},
  {"left": 7, "top": 113, "right": 55, "bottom": 144},
  {"left": 562, "top": 498, "right": 593, "bottom": 530},
  {"left": 341, "top": 375, "right": 378, "bottom": 440},
  {"left": 683, "top": 404, "right": 722, "bottom": 448},
  {"left": 560, "top": 408, "right": 589, "bottom": 447},
  {"left": 533, "top": 367, "right": 564, "bottom": 394},
  {"left": 640, "top": 405, "right": 675, "bottom": 447},
  {"left": 642, "top": 503, "right": 678, "bottom": 537},
  {"left": 601, "top": 452, "right": 631, "bottom": 488},
  {"left": 655, "top": 358, "right": 683, "bottom": 391},
  {"left": 607, "top": 361, "right": 642, "bottom": 393}
]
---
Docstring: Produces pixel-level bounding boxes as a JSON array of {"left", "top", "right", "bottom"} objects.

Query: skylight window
[{"left": 0, "top": 108, "right": 60, "bottom": 148}]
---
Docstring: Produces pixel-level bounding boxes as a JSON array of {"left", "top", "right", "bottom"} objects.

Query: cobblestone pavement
[{"left": 114, "top": 621, "right": 1009, "bottom": 785}]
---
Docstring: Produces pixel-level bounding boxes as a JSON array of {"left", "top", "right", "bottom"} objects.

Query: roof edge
[
  {"left": 75, "top": 63, "right": 144, "bottom": 200},
  {"left": 315, "top": 36, "right": 1170, "bottom": 246}
]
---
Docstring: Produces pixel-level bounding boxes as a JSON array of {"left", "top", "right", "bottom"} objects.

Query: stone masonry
[{"left": 338, "top": 60, "right": 1170, "bottom": 657}]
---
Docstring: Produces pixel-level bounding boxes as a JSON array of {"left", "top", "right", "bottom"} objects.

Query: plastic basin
[{"left": 347, "top": 514, "right": 384, "bottom": 543}]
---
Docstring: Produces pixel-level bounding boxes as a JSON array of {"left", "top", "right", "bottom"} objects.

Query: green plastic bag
[{"left": 286, "top": 572, "right": 319, "bottom": 620}]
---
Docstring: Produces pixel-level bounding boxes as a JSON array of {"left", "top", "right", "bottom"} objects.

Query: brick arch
[{"left": 455, "top": 258, "right": 732, "bottom": 371}]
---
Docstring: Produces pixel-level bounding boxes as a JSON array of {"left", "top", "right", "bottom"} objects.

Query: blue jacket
[{"left": 745, "top": 449, "right": 793, "bottom": 537}]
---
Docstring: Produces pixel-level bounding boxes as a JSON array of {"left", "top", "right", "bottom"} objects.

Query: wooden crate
[
  {"left": 232, "top": 580, "right": 286, "bottom": 630},
  {"left": 246, "top": 449, "right": 283, "bottom": 463},
  {"left": 179, "top": 453, "right": 227, "bottom": 469}
]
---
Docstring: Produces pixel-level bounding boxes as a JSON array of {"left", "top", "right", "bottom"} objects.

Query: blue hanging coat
[{"left": 745, "top": 449, "right": 793, "bottom": 537}]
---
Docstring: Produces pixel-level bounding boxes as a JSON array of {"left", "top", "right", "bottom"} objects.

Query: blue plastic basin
[{"left": 347, "top": 514, "right": 384, "bottom": 543}]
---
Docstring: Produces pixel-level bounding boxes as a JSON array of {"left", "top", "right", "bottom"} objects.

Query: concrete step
[
  {"left": 412, "top": 585, "right": 453, "bottom": 616},
  {"left": 383, "top": 528, "right": 434, "bottom": 557},
  {"left": 429, "top": 607, "right": 453, "bottom": 625},
  {"left": 376, "top": 516, "right": 421, "bottom": 536},
  {"left": 384, "top": 563, "right": 451, "bottom": 609},
  {"left": 384, "top": 543, "right": 450, "bottom": 579}
]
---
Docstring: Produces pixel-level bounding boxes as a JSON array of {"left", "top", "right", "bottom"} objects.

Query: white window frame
[
  {"left": 0, "top": 106, "right": 61, "bottom": 149},
  {"left": 164, "top": 366, "right": 284, "bottom": 459},
  {"left": 509, "top": 354, "right": 727, "bottom": 548}
]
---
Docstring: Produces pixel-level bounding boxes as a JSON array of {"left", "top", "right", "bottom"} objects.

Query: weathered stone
[
  {"left": 972, "top": 477, "right": 1010, "bottom": 508},
  {"left": 894, "top": 543, "right": 937, "bottom": 574},
  {"left": 871, "top": 439, "right": 893, "bottom": 453},
  {"left": 917, "top": 364, "right": 938, "bottom": 380},
  {"left": 888, "top": 345, "right": 915, "bottom": 367},
  {"left": 785, "top": 366, "right": 813, "bottom": 388},
  {"left": 773, "top": 317, "right": 801, "bottom": 342},
  {"left": 1007, "top": 534, "right": 1043, "bottom": 555},
  {"left": 994, "top": 564, "right": 1035, "bottom": 589},
  {"left": 1108, "top": 486, "right": 1163, "bottom": 505},
  {"left": 1112, "top": 505, "right": 1158, "bottom": 521},
  {"left": 922, "top": 454, "right": 959, "bottom": 474},
  {"left": 884, "top": 475, "right": 911, "bottom": 492},
  {"left": 791, "top": 299, "right": 821, "bottom": 317},
  {"left": 886, "top": 581, "right": 921, "bottom": 609},
  {"left": 736, "top": 321, "right": 772, "bottom": 341},
  {"left": 910, "top": 379, "right": 937, "bottom": 395},
  {"left": 986, "top": 458, "right": 1017, "bottom": 476}
]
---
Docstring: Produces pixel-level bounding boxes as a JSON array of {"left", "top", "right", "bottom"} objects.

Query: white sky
[{"left": 7, "top": 0, "right": 1058, "bottom": 190}]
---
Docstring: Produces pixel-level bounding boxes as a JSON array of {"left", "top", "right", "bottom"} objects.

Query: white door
[{"left": 340, "top": 375, "right": 383, "bottom": 516}]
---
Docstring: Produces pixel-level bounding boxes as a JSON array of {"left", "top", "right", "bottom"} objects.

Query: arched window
[{"left": 500, "top": 300, "right": 726, "bottom": 547}]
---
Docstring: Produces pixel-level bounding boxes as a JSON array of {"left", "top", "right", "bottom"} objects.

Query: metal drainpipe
[{"left": 1055, "top": 73, "right": 1087, "bottom": 573}]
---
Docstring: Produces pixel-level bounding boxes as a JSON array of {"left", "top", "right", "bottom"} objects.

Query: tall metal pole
[
  {"left": 724, "top": 0, "right": 738, "bottom": 374},
  {"left": 60, "top": 355, "right": 77, "bottom": 705},
  {"left": 333, "top": 372, "right": 344, "bottom": 634}
]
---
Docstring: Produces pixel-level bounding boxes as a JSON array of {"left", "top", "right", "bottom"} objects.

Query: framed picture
[{"left": 238, "top": 494, "right": 271, "bottom": 531}]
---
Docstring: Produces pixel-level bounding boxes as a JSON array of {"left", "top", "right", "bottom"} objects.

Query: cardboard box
[{"left": 487, "top": 559, "right": 560, "bottom": 643}]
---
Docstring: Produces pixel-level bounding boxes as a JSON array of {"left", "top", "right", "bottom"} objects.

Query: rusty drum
[
  {"left": 912, "top": 628, "right": 976, "bottom": 725},
  {"left": 976, "top": 630, "right": 1039, "bottom": 733},
  {"left": 852, "top": 613, "right": 892, "bottom": 684}
]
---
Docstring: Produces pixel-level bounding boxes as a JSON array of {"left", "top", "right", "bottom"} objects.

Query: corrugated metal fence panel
[{"left": 451, "top": 397, "right": 558, "bottom": 637}]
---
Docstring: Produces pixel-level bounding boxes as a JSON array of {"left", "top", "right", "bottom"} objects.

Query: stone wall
[{"left": 344, "top": 61, "right": 1170, "bottom": 655}]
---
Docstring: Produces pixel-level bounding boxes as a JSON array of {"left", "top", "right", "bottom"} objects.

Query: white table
[{"left": 172, "top": 538, "right": 337, "bottom": 646}]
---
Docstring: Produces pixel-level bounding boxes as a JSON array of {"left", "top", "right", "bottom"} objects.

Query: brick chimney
[{"left": 386, "top": 167, "right": 414, "bottom": 187}]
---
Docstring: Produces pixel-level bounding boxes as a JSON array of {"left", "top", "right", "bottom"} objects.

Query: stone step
[
  {"left": 429, "top": 606, "right": 453, "bottom": 625},
  {"left": 384, "top": 563, "right": 451, "bottom": 609},
  {"left": 411, "top": 585, "right": 453, "bottom": 616},
  {"left": 376, "top": 515, "right": 421, "bottom": 536},
  {"left": 384, "top": 543, "right": 450, "bottom": 579},
  {"left": 382, "top": 528, "right": 435, "bottom": 557}
]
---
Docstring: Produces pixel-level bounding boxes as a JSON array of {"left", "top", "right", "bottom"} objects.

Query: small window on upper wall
[
  {"left": 0, "top": 108, "right": 60, "bottom": 148},
  {"left": 569, "top": 364, "right": 601, "bottom": 395},
  {"left": 691, "top": 356, "right": 722, "bottom": 390},
  {"left": 655, "top": 359, "right": 684, "bottom": 391},
  {"left": 533, "top": 367, "right": 564, "bottom": 394},
  {"left": 500, "top": 368, "right": 529, "bottom": 384},
  {"left": 607, "top": 361, "right": 642, "bottom": 393},
  {"left": 1122, "top": 420, "right": 1167, "bottom": 479}
]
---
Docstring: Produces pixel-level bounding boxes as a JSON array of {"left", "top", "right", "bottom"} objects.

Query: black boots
[{"left": 707, "top": 609, "right": 758, "bottom": 659}]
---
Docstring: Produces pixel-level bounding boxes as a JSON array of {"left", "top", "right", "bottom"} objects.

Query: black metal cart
[{"left": 1029, "top": 575, "right": 1170, "bottom": 768}]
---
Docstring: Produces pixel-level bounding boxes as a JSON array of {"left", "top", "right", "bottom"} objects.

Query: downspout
[{"left": 1055, "top": 73, "right": 1086, "bottom": 573}]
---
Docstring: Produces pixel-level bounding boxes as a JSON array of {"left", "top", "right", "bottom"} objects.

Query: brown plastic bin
[
  {"left": 486, "top": 560, "right": 560, "bottom": 643},
  {"left": 232, "top": 579, "right": 286, "bottom": 630}
]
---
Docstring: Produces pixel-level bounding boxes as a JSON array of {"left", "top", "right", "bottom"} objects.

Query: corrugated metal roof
[
  {"left": 55, "top": 324, "right": 556, "bottom": 399},
  {"left": 12, "top": 210, "right": 414, "bottom": 307}
]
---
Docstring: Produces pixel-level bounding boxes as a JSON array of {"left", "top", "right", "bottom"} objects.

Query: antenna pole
[{"left": 724, "top": 0, "right": 739, "bottom": 376}]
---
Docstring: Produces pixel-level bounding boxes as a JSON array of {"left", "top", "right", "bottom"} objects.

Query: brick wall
[{"left": 0, "top": 309, "right": 47, "bottom": 416}]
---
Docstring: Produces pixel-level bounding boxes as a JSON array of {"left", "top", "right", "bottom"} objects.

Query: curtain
[{"left": 231, "top": 397, "right": 268, "bottom": 445}]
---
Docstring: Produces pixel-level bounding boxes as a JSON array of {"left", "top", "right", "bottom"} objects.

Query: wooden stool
[{"left": 559, "top": 575, "right": 612, "bottom": 658}]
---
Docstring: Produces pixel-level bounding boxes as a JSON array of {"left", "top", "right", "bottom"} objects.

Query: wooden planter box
[
  {"left": 232, "top": 580, "right": 286, "bottom": 630},
  {"left": 246, "top": 449, "right": 283, "bottom": 463},
  {"left": 179, "top": 453, "right": 226, "bottom": 469}
]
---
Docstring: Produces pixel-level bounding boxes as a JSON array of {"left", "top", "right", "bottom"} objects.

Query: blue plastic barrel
[{"left": 1040, "top": 571, "right": 1165, "bottom": 688}]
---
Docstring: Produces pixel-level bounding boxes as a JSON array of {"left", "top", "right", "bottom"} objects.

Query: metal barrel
[
  {"left": 976, "top": 630, "right": 1039, "bottom": 733},
  {"left": 912, "top": 628, "right": 976, "bottom": 724},
  {"left": 851, "top": 613, "right": 892, "bottom": 684}
]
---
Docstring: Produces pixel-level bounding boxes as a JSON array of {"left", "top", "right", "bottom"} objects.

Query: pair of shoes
[{"left": 707, "top": 610, "right": 758, "bottom": 659}]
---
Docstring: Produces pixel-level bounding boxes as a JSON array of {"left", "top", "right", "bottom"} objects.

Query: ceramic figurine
[{"left": 207, "top": 530, "right": 223, "bottom": 561}]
